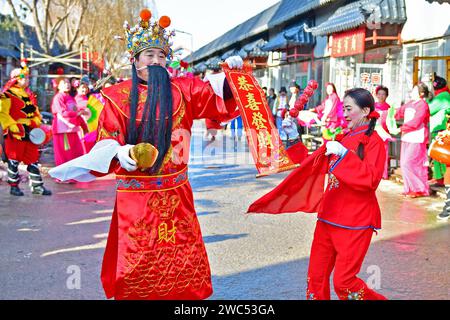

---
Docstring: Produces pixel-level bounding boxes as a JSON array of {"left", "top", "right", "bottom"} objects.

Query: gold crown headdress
[{"left": 123, "top": 9, "right": 175, "bottom": 61}]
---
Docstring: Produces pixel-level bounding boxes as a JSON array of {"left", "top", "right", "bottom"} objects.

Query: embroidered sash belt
[{"left": 116, "top": 167, "right": 188, "bottom": 192}]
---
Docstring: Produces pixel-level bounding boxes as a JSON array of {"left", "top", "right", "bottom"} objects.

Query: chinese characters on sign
[
  {"left": 359, "top": 69, "right": 383, "bottom": 95},
  {"left": 331, "top": 28, "right": 366, "bottom": 58},
  {"left": 223, "top": 65, "right": 298, "bottom": 177}
]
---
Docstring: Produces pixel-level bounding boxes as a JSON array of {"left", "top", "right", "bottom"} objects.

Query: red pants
[
  {"left": 4, "top": 137, "right": 39, "bottom": 165},
  {"left": 307, "top": 221, "right": 387, "bottom": 300}
]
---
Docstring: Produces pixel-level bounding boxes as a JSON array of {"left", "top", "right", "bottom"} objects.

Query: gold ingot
[{"left": 130, "top": 142, "right": 159, "bottom": 170}]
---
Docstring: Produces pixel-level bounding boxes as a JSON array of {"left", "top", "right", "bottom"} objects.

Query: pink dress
[
  {"left": 395, "top": 99, "right": 430, "bottom": 195},
  {"left": 51, "top": 92, "right": 86, "bottom": 166},
  {"left": 315, "top": 93, "right": 344, "bottom": 129},
  {"left": 375, "top": 101, "right": 391, "bottom": 179}
]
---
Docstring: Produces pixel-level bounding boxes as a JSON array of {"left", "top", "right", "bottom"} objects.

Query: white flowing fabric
[{"left": 48, "top": 139, "right": 120, "bottom": 182}]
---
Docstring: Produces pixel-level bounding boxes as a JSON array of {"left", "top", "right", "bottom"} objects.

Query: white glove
[
  {"left": 225, "top": 55, "right": 244, "bottom": 69},
  {"left": 116, "top": 144, "right": 137, "bottom": 172},
  {"left": 325, "top": 141, "right": 347, "bottom": 157}
]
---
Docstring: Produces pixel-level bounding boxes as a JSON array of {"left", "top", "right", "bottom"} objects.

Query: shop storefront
[
  {"left": 262, "top": 18, "right": 316, "bottom": 103},
  {"left": 311, "top": 0, "right": 407, "bottom": 107}
]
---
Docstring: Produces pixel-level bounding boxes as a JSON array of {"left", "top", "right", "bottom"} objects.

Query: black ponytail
[{"left": 356, "top": 117, "right": 377, "bottom": 160}]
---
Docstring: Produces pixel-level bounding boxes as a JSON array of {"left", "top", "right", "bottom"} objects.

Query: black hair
[
  {"left": 375, "top": 85, "right": 389, "bottom": 97},
  {"left": 344, "top": 88, "right": 376, "bottom": 160},
  {"left": 290, "top": 81, "right": 300, "bottom": 90},
  {"left": 433, "top": 75, "right": 447, "bottom": 90},
  {"left": 127, "top": 64, "right": 173, "bottom": 173}
]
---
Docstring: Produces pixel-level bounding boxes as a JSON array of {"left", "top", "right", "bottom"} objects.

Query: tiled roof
[
  {"left": 188, "top": 0, "right": 337, "bottom": 63},
  {"left": 262, "top": 20, "right": 315, "bottom": 51},
  {"left": 268, "top": 0, "right": 336, "bottom": 27},
  {"left": 310, "top": 0, "right": 407, "bottom": 36}
]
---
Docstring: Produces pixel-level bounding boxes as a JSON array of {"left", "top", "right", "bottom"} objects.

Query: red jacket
[{"left": 248, "top": 124, "right": 386, "bottom": 230}]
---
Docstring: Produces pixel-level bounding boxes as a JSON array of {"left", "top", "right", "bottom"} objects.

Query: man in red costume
[
  {"left": 249, "top": 88, "right": 387, "bottom": 300},
  {"left": 0, "top": 62, "right": 51, "bottom": 196},
  {"left": 50, "top": 9, "right": 242, "bottom": 299}
]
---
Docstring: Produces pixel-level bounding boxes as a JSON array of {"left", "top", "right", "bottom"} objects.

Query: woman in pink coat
[
  {"left": 395, "top": 83, "right": 431, "bottom": 198},
  {"left": 310, "top": 83, "right": 346, "bottom": 140},
  {"left": 51, "top": 78, "right": 86, "bottom": 166}
]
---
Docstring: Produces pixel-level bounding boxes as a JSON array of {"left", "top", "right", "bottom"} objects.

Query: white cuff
[{"left": 203, "top": 72, "right": 226, "bottom": 99}]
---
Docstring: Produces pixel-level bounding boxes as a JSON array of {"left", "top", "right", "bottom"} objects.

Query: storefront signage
[{"left": 331, "top": 28, "right": 366, "bottom": 58}]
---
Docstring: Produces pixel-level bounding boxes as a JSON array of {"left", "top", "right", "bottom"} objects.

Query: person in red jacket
[
  {"left": 248, "top": 88, "right": 387, "bottom": 300},
  {"left": 0, "top": 63, "right": 52, "bottom": 196}
]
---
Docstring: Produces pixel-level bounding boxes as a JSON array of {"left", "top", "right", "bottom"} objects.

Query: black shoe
[
  {"left": 437, "top": 210, "right": 450, "bottom": 221},
  {"left": 10, "top": 186, "right": 24, "bottom": 196},
  {"left": 32, "top": 185, "right": 52, "bottom": 196}
]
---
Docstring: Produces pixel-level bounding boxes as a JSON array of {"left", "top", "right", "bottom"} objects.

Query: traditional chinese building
[
  {"left": 310, "top": 0, "right": 450, "bottom": 109},
  {"left": 190, "top": 0, "right": 450, "bottom": 109}
]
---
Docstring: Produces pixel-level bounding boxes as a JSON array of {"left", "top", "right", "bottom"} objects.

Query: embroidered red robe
[{"left": 94, "top": 77, "right": 236, "bottom": 300}]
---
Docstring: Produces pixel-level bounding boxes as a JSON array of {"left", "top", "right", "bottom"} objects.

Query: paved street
[{"left": 0, "top": 122, "right": 448, "bottom": 300}]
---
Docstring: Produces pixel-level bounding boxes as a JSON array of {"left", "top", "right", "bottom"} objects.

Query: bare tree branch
[
  {"left": 5, "top": 0, "right": 27, "bottom": 41},
  {"left": 67, "top": 0, "right": 88, "bottom": 50}
]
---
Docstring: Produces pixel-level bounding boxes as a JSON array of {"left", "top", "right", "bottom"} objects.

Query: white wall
[{"left": 402, "top": 0, "right": 450, "bottom": 41}]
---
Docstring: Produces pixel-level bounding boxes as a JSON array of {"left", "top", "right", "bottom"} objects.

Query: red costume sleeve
[
  {"left": 89, "top": 97, "right": 126, "bottom": 177},
  {"left": 329, "top": 139, "right": 386, "bottom": 192},
  {"left": 178, "top": 77, "right": 236, "bottom": 122},
  {"left": 96, "top": 98, "right": 127, "bottom": 145},
  {"left": 286, "top": 142, "right": 309, "bottom": 164},
  {"left": 247, "top": 145, "right": 328, "bottom": 214}
]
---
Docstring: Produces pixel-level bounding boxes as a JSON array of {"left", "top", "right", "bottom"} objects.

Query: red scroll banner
[{"left": 222, "top": 63, "right": 299, "bottom": 177}]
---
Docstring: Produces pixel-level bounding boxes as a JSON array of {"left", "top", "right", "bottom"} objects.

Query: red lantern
[
  {"left": 56, "top": 67, "right": 64, "bottom": 75},
  {"left": 308, "top": 80, "right": 318, "bottom": 90},
  {"left": 289, "top": 108, "right": 299, "bottom": 118},
  {"left": 303, "top": 86, "right": 315, "bottom": 98},
  {"left": 295, "top": 96, "right": 307, "bottom": 110},
  {"left": 299, "top": 95, "right": 309, "bottom": 104}
]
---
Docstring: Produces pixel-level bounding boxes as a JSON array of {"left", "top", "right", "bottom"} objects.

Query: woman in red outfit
[{"left": 248, "top": 88, "right": 387, "bottom": 300}]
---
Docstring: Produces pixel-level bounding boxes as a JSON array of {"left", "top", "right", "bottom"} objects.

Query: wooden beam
[{"left": 413, "top": 57, "right": 419, "bottom": 86}]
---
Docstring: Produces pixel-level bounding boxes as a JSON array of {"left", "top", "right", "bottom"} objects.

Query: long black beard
[{"left": 127, "top": 65, "right": 173, "bottom": 173}]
